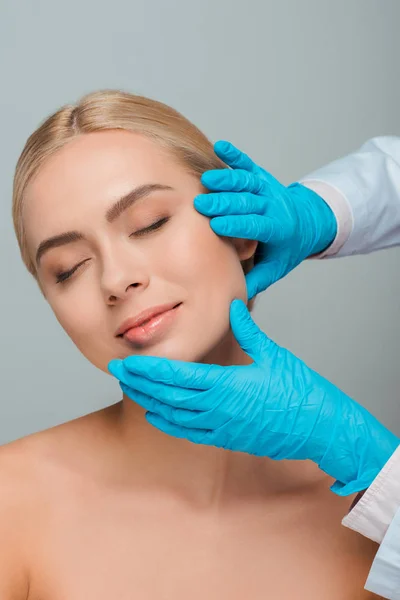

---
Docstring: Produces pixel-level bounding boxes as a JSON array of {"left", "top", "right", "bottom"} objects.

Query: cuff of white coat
[
  {"left": 342, "top": 445, "right": 400, "bottom": 544},
  {"left": 299, "top": 180, "right": 353, "bottom": 258},
  {"left": 364, "top": 506, "right": 400, "bottom": 598}
]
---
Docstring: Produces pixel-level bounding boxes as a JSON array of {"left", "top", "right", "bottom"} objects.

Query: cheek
[
  {"left": 162, "top": 213, "right": 247, "bottom": 301},
  {"left": 49, "top": 292, "right": 109, "bottom": 365}
]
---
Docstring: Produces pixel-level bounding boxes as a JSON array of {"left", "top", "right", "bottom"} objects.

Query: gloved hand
[
  {"left": 108, "top": 299, "right": 399, "bottom": 496},
  {"left": 194, "top": 141, "right": 338, "bottom": 300}
]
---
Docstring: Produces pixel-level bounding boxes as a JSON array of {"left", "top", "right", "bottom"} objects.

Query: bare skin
[
  {"left": 5, "top": 128, "right": 382, "bottom": 598},
  {"left": 0, "top": 397, "right": 382, "bottom": 600}
]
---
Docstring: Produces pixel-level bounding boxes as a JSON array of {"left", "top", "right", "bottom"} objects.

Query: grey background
[{"left": 0, "top": 0, "right": 399, "bottom": 444}]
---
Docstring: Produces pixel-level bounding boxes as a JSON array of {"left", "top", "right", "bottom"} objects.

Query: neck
[{"left": 104, "top": 330, "right": 318, "bottom": 508}]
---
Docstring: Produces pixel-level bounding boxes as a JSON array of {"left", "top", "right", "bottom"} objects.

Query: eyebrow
[{"left": 35, "top": 183, "right": 174, "bottom": 267}]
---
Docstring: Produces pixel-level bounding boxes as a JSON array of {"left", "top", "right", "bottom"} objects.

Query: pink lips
[{"left": 116, "top": 302, "right": 182, "bottom": 346}]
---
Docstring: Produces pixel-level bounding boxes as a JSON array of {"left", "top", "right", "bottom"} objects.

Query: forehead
[{"left": 23, "top": 130, "right": 188, "bottom": 249}]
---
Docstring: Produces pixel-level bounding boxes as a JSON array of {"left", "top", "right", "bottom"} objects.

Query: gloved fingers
[
  {"left": 119, "top": 382, "right": 168, "bottom": 414},
  {"left": 194, "top": 191, "right": 266, "bottom": 217},
  {"left": 114, "top": 365, "right": 213, "bottom": 411},
  {"left": 111, "top": 355, "right": 224, "bottom": 390},
  {"left": 229, "top": 299, "right": 275, "bottom": 363},
  {"left": 213, "top": 140, "right": 264, "bottom": 175},
  {"left": 145, "top": 411, "right": 214, "bottom": 445},
  {"left": 210, "top": 214, "right": 276, "bottom": 243},
  {"left": 201, "top": 168, "right": 270, "bottom": 195},
  {"left": 245, "top": 268, "right": 262, "bottom": 301},
  {"left": 213, "top": 140, "right": 278, "bottom": 188},
  {"left": 119, "top": 382, "right": 213, "bottom": 429},
  {"left": 245, "top": 259, "right": 283, "bottom": 298}
]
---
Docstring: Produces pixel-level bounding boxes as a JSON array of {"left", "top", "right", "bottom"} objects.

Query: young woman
[{"left": 2, "top": 89, "right": 381, "bottom": 599}]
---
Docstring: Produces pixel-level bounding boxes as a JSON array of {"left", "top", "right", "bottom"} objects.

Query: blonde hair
[{"left": 12, "top": 89, "right": 256, "bottom": 304}]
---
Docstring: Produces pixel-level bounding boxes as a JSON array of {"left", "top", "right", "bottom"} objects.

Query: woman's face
[{"left": 23, "top": 130, "right": 256, "bottom": 372}]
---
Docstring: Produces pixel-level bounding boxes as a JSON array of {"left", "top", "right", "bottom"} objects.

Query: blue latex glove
[
  {"left": 108, "top": 300, "right": 399, "bottom": 496},
  {"left": 194, "top": 141, "right": 338, "bottom": 299}
]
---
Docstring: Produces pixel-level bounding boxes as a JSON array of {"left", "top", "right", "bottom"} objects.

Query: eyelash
[
  {"left": 55, "top": 217, "right": 170, "bottom": 284},
  {"left": 129, "top": 216, "right": 169, "bottom": 238}
]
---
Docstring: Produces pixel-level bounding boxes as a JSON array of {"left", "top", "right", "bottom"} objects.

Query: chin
[
  {"left": 140, "top": 344, "right": 210, "bottom": 363},
  {"left": 99, "top": 325, "right": 228, "bottom": 369},
  {"left": 122, "top": 338, "right": 221, "bottom": 364}
]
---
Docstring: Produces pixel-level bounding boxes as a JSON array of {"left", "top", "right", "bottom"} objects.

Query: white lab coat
[
  {"left": 301, "top": 136, "right": 400, "bottom": 599},
  {"left": 302, "top": 136, "right": 400, "bottom": 257}
]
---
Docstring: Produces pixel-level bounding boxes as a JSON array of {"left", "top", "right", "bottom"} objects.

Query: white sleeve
[
  {"left": 300, "top": 136, "right": 400, "bottom": 258},
  {"left": 342, "top": 445, "right": 400, "bottom": 544},
  {"left": 342, "top": 446, "right": 400, "bottom": 599},
  {"left": 364, "top": 508, "right": 400, "bottom": 599}
]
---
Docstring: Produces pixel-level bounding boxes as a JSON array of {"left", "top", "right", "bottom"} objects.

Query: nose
[{"left": 100, "top": 245, "right": 150, "bottom": 305}]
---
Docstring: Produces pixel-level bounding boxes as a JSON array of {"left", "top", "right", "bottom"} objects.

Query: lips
[{"left": 115, "top": 302, "right": 182, "bottom": 346}]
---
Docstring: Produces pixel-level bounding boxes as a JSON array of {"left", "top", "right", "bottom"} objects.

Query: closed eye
[
  {"left": 54, "top": 217, "right": 170, "bottom": 284},
  {"left": 130, "top": 216, "right": 170, "bottom": 237},
  {"left": 55, "top": 259, "right": 90, "bottom": 284}
]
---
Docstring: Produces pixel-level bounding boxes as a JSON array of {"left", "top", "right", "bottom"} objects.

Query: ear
[{"left": 231, "top": 238, "right": 258, "bottom": 262}]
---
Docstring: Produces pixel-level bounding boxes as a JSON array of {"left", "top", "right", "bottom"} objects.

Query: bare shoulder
[
  {"left": 0, "top": 435, "right": 46, "bottom": 599},
  {"left": 0, "top": 407, "right": 113, "bottom": 599}
]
